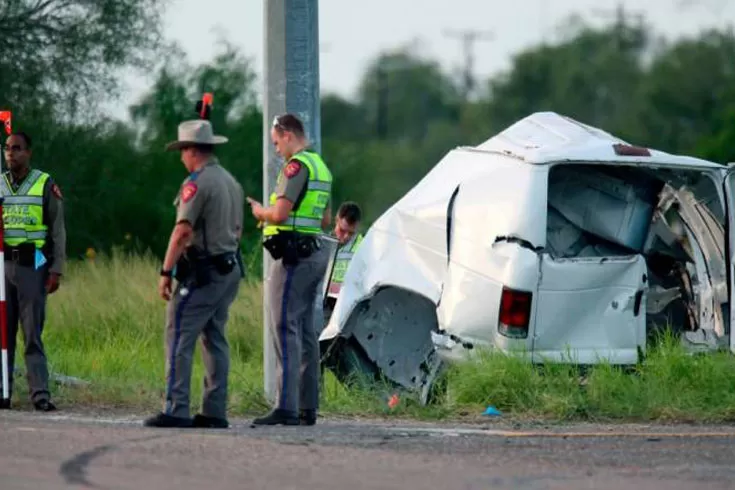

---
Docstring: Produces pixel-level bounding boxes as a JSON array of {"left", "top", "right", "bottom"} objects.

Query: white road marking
[
  {"left": 384, "top": 426, "right": 735, "bottom": 438},
  {"left": 3, "top": 412, "right": 735, "bottom": 439},
  {"left": 1, "top": 412, "right": 144, "bottom": 426}
]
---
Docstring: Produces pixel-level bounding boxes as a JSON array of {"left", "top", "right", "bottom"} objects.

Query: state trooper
[
  {"left": 0, "top": 131, "right": 66, "bottom": 412},
  {"left": 323, "top": 201, "right": 363, "bottom": 327},
  {"left": 247, "top": 113, "right": 333, "bottom": 426},
  {"left": 144, "top": 119, "right": 244, "bottom": 429}
]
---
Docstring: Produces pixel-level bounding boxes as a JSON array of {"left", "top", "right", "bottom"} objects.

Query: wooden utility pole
[
  {"left": 443, "top": 29, "right": 494, "bottom": 99},
  {"left": 590, "top": 2, "right": 645, "bottom": 50}
]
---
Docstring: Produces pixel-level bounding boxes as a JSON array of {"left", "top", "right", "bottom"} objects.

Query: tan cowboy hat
[{"left": 165, "top": 120, "right": 228, "bottom": 151}]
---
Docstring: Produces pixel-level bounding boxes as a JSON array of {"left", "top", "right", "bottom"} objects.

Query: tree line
[{"left": 1, "top": 1, "right": 734, "bottom": 268}]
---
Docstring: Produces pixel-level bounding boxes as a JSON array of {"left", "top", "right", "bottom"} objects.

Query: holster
[
  {"left": 175, "top": 248, "right": 238, "bottom": 287},
  {"left": 173, "top": 254, "right": 201, "bottom": 287},
  {"left": 4, "top": 242, "right": 37, "bottom": 268},
  {"left": 263, "top": 234, "right": 286, "bottom": 261}
]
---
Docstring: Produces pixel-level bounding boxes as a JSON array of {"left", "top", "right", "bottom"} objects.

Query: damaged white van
[{"left": 318, "top": 111, "right": 735, "bottom": 403}]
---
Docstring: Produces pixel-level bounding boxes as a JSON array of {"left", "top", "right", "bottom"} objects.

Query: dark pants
[
  {"left": 163, "top": 265, "right": 241, "bottom": 419},
  {"left": 3, "top": 261, "right": 50, "bottom": 403},
  {"left": 267, "top": 244, "right": 331, "bottom": 414}
]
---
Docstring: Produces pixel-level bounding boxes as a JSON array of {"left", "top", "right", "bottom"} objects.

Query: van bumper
[{"left": 431, "top": 330, "right": 481, "bottom": 363}]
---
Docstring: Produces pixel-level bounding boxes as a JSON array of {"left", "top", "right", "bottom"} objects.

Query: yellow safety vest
[
  {"left": 264, "top": 150, "right": 332, "bottom": 237},
  {"left": 0, "top": 169, "right": 49, "bottom": 248},
  {"left": 328, "top": 233, "right": 363, "bottom": 296}
]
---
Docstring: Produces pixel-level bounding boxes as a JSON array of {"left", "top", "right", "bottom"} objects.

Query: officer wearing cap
[
  {"left": 0, "top": 131, "right": 66, "bottom": 412},
  {"left": 247, "top": 113, "right": 333, "bottom": 426},
  {"left": 144, "top": 119, "right": 244, "bottom": 429}
]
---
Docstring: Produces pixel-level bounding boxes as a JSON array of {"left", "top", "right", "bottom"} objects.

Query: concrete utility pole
[
  {"left": 443, "top": 29, "right": 493, "bottom": 99},
  {"left": 262, "top": 0, "right": 320, "bottom": 404}
]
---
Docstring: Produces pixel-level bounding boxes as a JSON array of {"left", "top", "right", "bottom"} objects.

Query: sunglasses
[
  {"left": 3, "top": 145, "right": 25, "bottom": 152},
  {"left": 272, "top": 115, "right": 295, "bottom": 133}
]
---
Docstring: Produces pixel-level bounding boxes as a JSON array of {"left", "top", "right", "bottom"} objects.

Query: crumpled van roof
[{"left": 473, "top": 111, "right": 723, "bottom": 169}]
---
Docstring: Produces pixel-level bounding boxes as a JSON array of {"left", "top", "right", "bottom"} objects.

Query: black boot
[
  {"left": 192, "top": 414, "right": 229, "bottom": 429},
  {"left": 33, "top": 399, "right": 56, "bottom": 412},
  {"left": 300, "top": 409, "right": 317, "bottom": 426},
  {"left": 143, "top": 412, "right": 193, "bottom": 428},
  {"left": 252, "top": 409, "right": 300, "bottom": 426}
]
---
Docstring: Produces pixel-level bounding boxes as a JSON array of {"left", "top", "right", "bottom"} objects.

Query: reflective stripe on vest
[
  {"left": 0, "top": 169, "right": 50, "bottom": 248},
  {"left": 264, "top": 150, "right": 332, "bottom": 237},
  {"left": 329, "top": 233, "right": 363, "bottom": 288}
]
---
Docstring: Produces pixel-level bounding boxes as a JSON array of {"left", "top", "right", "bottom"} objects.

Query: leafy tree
[
  {"left": 4, "top": 10, "right": 735, "bottom": 265},
  {"left": 356, "top": 47, "right": 461, "bottom": 142},
  {"left": 482, "top": 17, "right": 650, "bottom": 138},
  {"left": 0, "top": 0, "right": 166, "bottom": 119},
  {"left": 321, "top": 94, "right": 369, "bottom": 142},
  {"left": 125, "top": 41, "right": 264, "bottom": 256},
  {"left": 635, "top": 30, "right": 735, "bottom": 155}
]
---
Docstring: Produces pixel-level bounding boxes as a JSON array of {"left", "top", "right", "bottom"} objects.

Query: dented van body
[{"left": 318, "top": 112, "right": 735, "bottom": 403}]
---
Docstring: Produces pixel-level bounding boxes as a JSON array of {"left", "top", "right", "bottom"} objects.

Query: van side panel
[{"left": 437, "top": 162, "right": 547, "bottom": 351}]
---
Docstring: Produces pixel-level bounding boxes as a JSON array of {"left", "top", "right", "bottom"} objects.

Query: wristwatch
[{"left": 160, "top": 268, "right": 172, "bottom": 277}]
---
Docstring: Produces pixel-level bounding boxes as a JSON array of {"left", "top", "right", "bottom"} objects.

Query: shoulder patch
[
  {"left": 283, "top": 160, "right": 302, "bottom": 179},
  {"left": 181, "top": 182, "right": 198, "bottom": 203},
  {"left": 51, "top": 183, "right": 63, "bottom": 200}
]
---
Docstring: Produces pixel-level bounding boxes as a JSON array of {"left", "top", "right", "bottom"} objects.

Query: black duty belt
[
  {"left": 175, "top": 248, "right": 240, "bottom": 286},
  {"left": 186, "top": 250, "right": 237, "bottom": 267},
  {"left": 262, "top": 232, "right": 321, "bottom": 265},
  {"left": 3, "top": 243, "right": 38, "bottom": 266}
]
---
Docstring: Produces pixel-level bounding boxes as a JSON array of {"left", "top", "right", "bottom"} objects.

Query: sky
[{"left": 104, "top": 0, "right": 734, "bottom": 121}]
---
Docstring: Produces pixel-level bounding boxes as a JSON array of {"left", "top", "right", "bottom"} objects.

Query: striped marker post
[
  {"left": 0, "top": 110, "right": 9, "bottom": 408},
  {"left": 0, "top": 196, "right": 8, "bottom": 408}
]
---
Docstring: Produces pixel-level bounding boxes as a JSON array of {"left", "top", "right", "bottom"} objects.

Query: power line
[{"left": 443, "top": 28, "right": 494, "bottom": 99}]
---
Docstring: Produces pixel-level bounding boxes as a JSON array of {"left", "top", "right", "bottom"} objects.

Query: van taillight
[{"left": 498, "top": 287, "right": 532, "bottom": 339}]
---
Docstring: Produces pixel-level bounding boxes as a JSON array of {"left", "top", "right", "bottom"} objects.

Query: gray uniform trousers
[
  {"left": 3, "top": 262, "right": 50, "bottom": 403},
  {"left": 163, "top": 265, "right": 240, "bottom": 419},
  {"left": 267, "top": 243, "right": 331, "bottom": 414}
]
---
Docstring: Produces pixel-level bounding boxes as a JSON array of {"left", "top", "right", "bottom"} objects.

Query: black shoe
[
  {"left": 251, "top": 409, "right": 300, "bottom": 426},
  {"left": 300, "top": 409, "right": 317, "bottom": 426},
  {"left": 192, "top": 414, "right": 229, "bottom": 429},
  {"left": 33, "top": 400, "right": 56, "bottom": 412},
  {"left": 0, "top": 398, "right": 10, "bottom": 410},
  {"left": 143, "top": 412, "right": 193, "bottom": 428}
]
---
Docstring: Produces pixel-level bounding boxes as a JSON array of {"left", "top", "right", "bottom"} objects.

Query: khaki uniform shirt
[
  {"left": 174, "top": 157, "right": 244, "bottom": 255},
  {"left": 5, "top": 169, "right": 66, "bottom": 275},
  {"left": 274, "top": 158, "right": 309, "bottom": 204}
]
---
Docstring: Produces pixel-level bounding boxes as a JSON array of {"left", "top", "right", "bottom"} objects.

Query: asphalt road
[{"left": 1, "top": 410, "right": 735, "bottom": 490}]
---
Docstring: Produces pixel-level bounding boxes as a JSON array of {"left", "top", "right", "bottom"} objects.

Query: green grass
[
  {"left": 10, "top": 249, "right": 412, "bottom": 419},
  {"left": 8, "top": 249, "right": 735, "bottom": 424},
  {"left": 441, "top": 331, "right": 735, "bottom": 423}
]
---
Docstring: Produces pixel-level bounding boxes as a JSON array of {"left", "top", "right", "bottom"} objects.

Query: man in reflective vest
[
  {"left": 247, "top": 113, "right": 333, "bottom": 426},
  {"left": 0, "top": 131, "right": 66, "bottom": 411},
  {"left": 323, "top": 201, "right": 363, "bottom": 325}
]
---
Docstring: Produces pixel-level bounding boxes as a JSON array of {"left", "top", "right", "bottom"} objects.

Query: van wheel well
[{"left": 321, "top": 286, "right": 442, "bottom": 398}]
